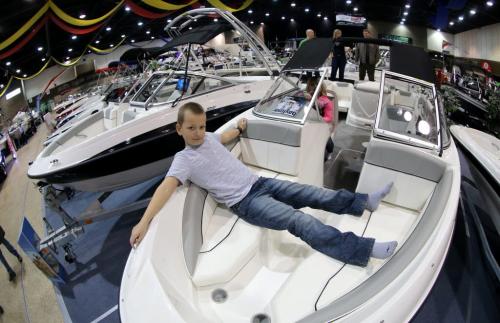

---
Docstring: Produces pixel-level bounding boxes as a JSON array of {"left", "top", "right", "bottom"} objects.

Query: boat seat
[
  {"left": 325, "top": 81, "right": 354, "bottom": 112},
  {"left": 240, "top": 120, "right": 302, "bottom": 176},
  {"left": 346, "top": 82, "right": 388, "bottom": 129},
  {"left": 121, "top": 110, "right": 136, "bottom": 124},
  {"left": 192, "top": 203, "right": 262, "bottom": 287},
  {"left": 103, "top": 106, "right": 117, "bottom": 130},
  {"left": 191, "top": 165, "right": 278, "bottom": 287},
  {"left": 270, "top": 203, "right": 420, "bottom": 322},
  {"left": 356, "top": 138, "right": 442, "bottom": 212}
]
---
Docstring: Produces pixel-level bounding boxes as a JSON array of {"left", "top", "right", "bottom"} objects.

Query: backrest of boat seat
[
  {"left": 240, "top": 120, "right": 302, "bottom": 176},
  {"left": 327, "top": 81, "right": 354, "bottom": 104},
  {"left": 348, "top": 82, "right": 388, "bottom": 126},
  {"left": 356, "top": 138, "right": 445, "bottom": 212},
  {"left": 103, "top": 105, "right": 117, "bottom": 130},
  {"left": 182, "top": 183, "right": 210, "bottom": 276}
]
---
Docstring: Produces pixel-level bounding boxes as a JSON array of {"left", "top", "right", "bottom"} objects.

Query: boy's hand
[
  {"left": 237, "top": 118, "right": 247, "bottom": 131},
  {"left": 129, "top": 221, "right": 150, "bottom": 248}
]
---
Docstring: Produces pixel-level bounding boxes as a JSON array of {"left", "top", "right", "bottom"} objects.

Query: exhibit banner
[
  {"left": 335, "top": 14, "right": 366, "bottom": 27},
  {"left": 379, "top": 34, "right": 412, "bottom": 44}
]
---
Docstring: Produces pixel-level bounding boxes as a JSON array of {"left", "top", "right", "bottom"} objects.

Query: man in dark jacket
[
  {"left": 355, "top": 29, "right": 380, "bottom": 81},
  {"left": 0, "top": 225, "right": 22, "bottom": 281}
]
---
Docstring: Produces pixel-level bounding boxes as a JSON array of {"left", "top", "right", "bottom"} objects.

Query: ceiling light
[
  {"left": 88, "top": 50, "right": 91, "bottom": 53},
  {"left": 404, "top": 11, "right": 408, "bottom": 15},
  {"left": 37, "top": 46, "right": 43, "bottom": 51},
  {"left": 214, "top": 18, "right": 218, "bottom": 22},
  {"left": 95, "top": 40, "right": 100, "bottom": 44},
  {"left": 400, "top": 21, "right": 404, "bottom": 24},
  {"left": 68, "top": 48, "right": 73, "bottom": 52},
  {"left": 41, "top": 58, "right": 46, "bottom": 62},
  {"left": 71, "top": 35, "right": 77, "bottom": 40},
  {"left": 110, "top": 44, "right": 114, "bottom": 47},
  {"left": 250, "top": 20, "right": 254, "bottom": 24},
  {"left": 449, "top": 21, "right": 455, "bottom": 25},
  {"left": 23, "top": 74, "right": 27, "bottom": 77},
  {"left": 354, "top": 7, "right": 358, "bottom": 11},
  {"left": 151, "top": 36, "right": 155, "bottom": 39},
  {"left": 291, "top": 2, "right": 296, "bottom": 7},
  {"left": 402, "top": 18, "right": 406, "bottom": 21},
  {"left": 167, "top": 19, "right": 172, "bottom": 23},
  {"left": 486, "top": 1, "right": 494, "bottom": 6},
  {"left": 137, "top": 21, "right": 143, "bottom": 26},
  {"left": 189, "top": 27, "right": 192, "bottom": 30},
  {"left": 66, "top": 57, "right": 70, "bottom": 60},
  {"left": 248, "top": 9, "right": 253, "bottom": 14},
  {"left": 6, "top": 61, "right": 11, "bottom": 66},
  {"left": 282, "top": 16, "right": 286, "bottom": 20},
  {"left": 106, "top": 27, "right": 111, "bottom": 31},
  {"left": 6, "top": 88, "right": 20, "bottom": 100},
  {"left": 79, "top": 14, "right": 86, "bottom": 19},
  {"left": 16, "top": 69, "right": 20, "bottom": 73},
  {"left": 324, "top": 16, "right": 328, "bottom": 20},
  {"left": 437, "top": 28, "right": 441, "bottom": 32},
  {"left": 290, "top": 18, "right": 294, "bottom": 22},
  {"left": 317, "top": 13, "right": 321, "bottom": 17},
  {"left": 470, "top": 9, "right": 476, "bottom": 15},
  {"left": 0, "top": 84, "right": 3, "bottom": 88},
  {"left": 405, "top": 4, "right": 411, "bottom": 8},
  {"left": 131, "top": 39, "right": 135, "bottom": 43},
  {"left": 265, "top": 12, "right": 270, "bottom": 16},
  {"left": 260, "top": 22, "right": 264, "bottom": 25},
  {"left": 458, "top": 15, "right": 464, "bottom": 21},
  {"left": 125, "top": 6, "right": 131, "bottom": 11},
  {"left": 305, "top": 8, "right": 309, "bottom": 12},
  {"left": 146, "top": 30, "right": 150, "bottom": 34},
  {"left": 346, "top": 0, "right": 352, "bottom": 4},
  {"left": 121, "top": 34, "right": 125, "bottom": 38}
]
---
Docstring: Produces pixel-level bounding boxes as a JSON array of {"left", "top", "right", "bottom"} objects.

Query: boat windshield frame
[
  {"left": 374, "top": 70, "right": 442, "bottom": 152},
  {"left": 252, "top": 69, "right": 327, "bottom": 125},
  {"left": 129, "top": 70, "right": 238, "bottom": 109}
]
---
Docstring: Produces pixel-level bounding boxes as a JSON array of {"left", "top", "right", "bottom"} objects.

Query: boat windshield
[
  {"left": 253, "top": 73, "right": 314, "bottom": 123},
  {"left": 131, "top": 72, "right": 233, "bottom": 105},
  {"left": 132, "top": 74, "right": 170, "bottom": 103},
  {"left": 375, "top": 71, "right": 440, "bottom": 150}
]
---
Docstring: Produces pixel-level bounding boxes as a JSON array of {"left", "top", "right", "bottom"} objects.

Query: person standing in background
[
  {"left": 0, "top": 225, "right": 22, "bottom": 282},
  {"left": 330, "top": 29, "right": 347, "bottom": 81},
  {"left": 299, "top": 29, "right": 315, "bottom": 48},
  {"left": 355, "top": 29, "right": 380, "bottom": 81}
]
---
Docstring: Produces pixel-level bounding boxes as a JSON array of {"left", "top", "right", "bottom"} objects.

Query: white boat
[
  {"left": 119, "top": 38, "right": 461, "bottom": 323},
  {"left": 450, "top": 125, "right": 500, "bottom": 184}
]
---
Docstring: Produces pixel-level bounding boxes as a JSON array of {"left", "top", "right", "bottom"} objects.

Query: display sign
[
  {"left": 335, "top": 14, "right": 367, "bottom": 27},
  {"left": 379, "top": 34, "right": 412, "bottom": 44},
  {"left": 17, "top": 217, "right": 68, "bottom": 284},
  {"left": 272, "top": 96, "right": 305, "bottom": 117}
]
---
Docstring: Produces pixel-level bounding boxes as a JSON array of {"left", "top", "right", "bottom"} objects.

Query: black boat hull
[{"left": 31, "top": 100, "right": 258, "bottom": 191}]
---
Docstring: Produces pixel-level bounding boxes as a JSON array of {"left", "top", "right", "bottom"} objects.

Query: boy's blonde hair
[{"left": 177, "top": 102, "right": 205, "bottom": 125}]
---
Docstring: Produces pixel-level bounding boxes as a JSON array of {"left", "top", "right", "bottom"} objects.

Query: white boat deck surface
[
  {"left": 51, "top": 118, "right": 106, "bottom": 155},
  {"left": 193, "top": 162, "right": 428, "bottom": 323}
]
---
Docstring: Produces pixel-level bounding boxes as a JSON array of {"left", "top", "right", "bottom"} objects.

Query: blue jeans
[
  {"left": 231, "top": 177, "right": 374, "bottom": 267},
  {"left": 0, "top": 238, "right": 20, "bottom": 274}
]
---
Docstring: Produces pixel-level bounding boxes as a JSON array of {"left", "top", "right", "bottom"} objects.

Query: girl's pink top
[{"left": 318, "top": 95, "right": 334, "bottom": 123}]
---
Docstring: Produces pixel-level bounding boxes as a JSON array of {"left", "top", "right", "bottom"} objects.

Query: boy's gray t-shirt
[{"left": 166, "top": 132, "right": 258, "bottom": 207}]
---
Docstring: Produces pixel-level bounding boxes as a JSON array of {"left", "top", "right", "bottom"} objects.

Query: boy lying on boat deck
[{"left": 129, "top": 102, "right": 397, "bottom": 267}]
